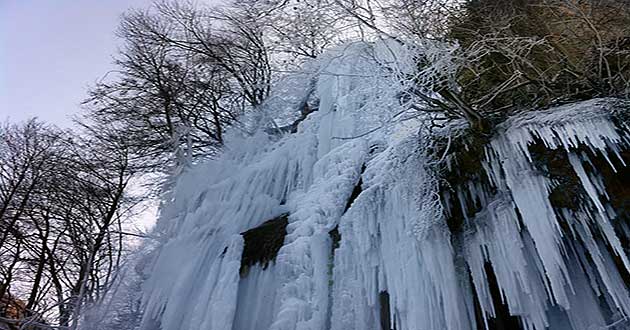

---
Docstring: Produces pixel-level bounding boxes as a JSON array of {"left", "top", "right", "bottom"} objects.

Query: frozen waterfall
[{"left": 136, "top": 43, "right": 630, "bottom": 330}]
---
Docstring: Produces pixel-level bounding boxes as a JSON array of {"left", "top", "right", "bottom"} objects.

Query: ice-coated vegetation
[{"left": 136, "top": 42, "right": 630, "bottom": 330}]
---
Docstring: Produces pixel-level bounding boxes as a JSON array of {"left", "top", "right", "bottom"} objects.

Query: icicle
[
  {"left": 471, "top": 97, "right": 630, "bottom": 329},
  {"left": 331, "top": 137, "right": 474, "bottom": 330}
]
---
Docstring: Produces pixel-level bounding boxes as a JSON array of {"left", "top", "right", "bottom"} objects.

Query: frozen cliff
[{"left": 134, "top": 43, "right": 630, "bottom": 330}]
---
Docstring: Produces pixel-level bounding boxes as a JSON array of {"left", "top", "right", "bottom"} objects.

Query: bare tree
[
  {"left": 118, "top": 1, "right": 273, "bottom": 108},
  {"left": 0, "top": 120, "right": 142, "bottom": 329},
  {"left": 0, "top": 120, "right": 65, "bottom": 302},
  {"left": 84, "top": 1, "right": 271, "bottom": 174}
]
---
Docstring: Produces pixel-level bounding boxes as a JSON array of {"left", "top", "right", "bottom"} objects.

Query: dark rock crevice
[
  {"left": 239, "top": 214, "right": 289, "bottom": 276},
  {"left": 436, "top": 130, "right": 497, "bottom": 233},
  {"left": 379, "top": 291, "right": 396, "bottom": 330},
  {"left": 330, "top": 162, "right": 366, "bottom": 257},
  {"left": 344, "top": 164, "right": 366, "bottom": 214},
  {"left": 483, "top": 262, "right": 523, "bottom": 330}
]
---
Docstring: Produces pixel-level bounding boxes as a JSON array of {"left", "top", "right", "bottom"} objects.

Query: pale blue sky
[{"left": 0, "top": 0, "right": 153, "bottom": 126}]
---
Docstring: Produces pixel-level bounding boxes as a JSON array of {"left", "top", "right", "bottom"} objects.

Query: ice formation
[
  {"left": 459, "top": 99, "right": 630, "bottom": 330},
  {"left": 136, "top": 42, "right": 630, "bottom": 330}
]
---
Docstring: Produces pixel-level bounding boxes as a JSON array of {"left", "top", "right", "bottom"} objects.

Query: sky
[
  {"left": 1, "top": 0, "right": 164, "bottom": 231},
  {"left": 0, "top": 0, "right": 153, "bottom": 126}
]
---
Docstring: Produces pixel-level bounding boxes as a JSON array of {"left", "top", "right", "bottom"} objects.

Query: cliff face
[{"left": 137, "top": 43, "right": 630, "bottom": 330}]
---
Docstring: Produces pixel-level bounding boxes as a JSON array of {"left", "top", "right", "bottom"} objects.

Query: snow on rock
[{"left": 136, "top": 38, "right": 630, "bottom": 330}]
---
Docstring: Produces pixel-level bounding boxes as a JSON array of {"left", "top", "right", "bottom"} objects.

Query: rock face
[
  {"left": 240, "top": 214, "right": 289, "bottom": 276},
  {"left": 135, "top": 42, "right": 630, "bottom": 330}
]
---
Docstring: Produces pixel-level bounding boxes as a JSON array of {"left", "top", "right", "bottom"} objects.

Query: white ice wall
[{"left": 138, "top": 40, "right": 630, "bottom": 330}]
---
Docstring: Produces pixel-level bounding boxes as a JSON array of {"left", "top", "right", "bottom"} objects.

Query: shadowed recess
[{"left": 240, "top": 214, "right": 289, "bottom": 276}]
